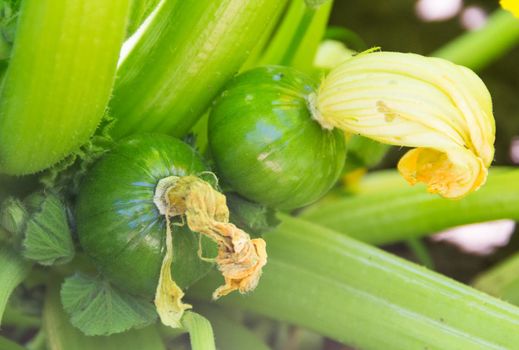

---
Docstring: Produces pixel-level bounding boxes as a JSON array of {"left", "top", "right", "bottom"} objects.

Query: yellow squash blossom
[
  {"left": 501, "top": 0, "right": 519, "bottom": 18},
  {"left": 312, "top": 51, "right": 495, "bottom": 199}
]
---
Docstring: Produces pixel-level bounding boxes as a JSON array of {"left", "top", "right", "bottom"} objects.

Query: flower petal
[
  {"left": 501, "top": 0, "right": 519, "bottom": 18},
  {"left": 397, "top": 147, "right": 487, "bottom": 199}
]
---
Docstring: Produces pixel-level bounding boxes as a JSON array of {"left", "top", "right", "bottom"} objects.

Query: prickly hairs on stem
[{"left": 153, "top": 175, "right": 267, "bottom": 327}]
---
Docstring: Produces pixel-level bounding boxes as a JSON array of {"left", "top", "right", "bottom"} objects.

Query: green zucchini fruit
[
  {"left": 208, "top": 66, "right": 346, "bottom": 210},
  {"left": 76, "top": 134, "right": 215, "bottom": 296},
  {"left": 0, "top": 0, "right": 130, "bottom": 175}
]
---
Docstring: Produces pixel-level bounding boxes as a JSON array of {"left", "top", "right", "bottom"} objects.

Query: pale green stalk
[
  {"left": 433, "top": 10, "right": 519, "bottom": 70},
  {"left": 190, "top": 216, "right": 519, "bottom": 349},
  {"left": 303, "top": 168, "right": 519, "bottom": 245}
]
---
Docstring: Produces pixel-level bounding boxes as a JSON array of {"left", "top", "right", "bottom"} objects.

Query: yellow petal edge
[{"left": 501, "top": 0, "right": 519, "bottom": 18}]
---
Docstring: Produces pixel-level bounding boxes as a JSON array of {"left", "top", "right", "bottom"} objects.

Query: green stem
[
  {"left": 406, "top": 238, "right": 435, "bottom": 270},
  {"left": 110, "top": 0, "right": 287, "bottom": 139},
  {"left": 259, "top": 0, "right": 332, "bottom": 72},
  {"left": 302, "top": 168, "right": 519, "bottom": 245},
  {"left": 279, "top": 7, "right": 316, "bottom": 66},
  {"left": 190, "top": 216, "right": 519, "bottom": 349},
  {"left": 432, "top": 10, "right": 519, "bottom": 70},
  {"left": 0, "top": 245, "right": 31, "bottom": 326},
  {"left": 26, "top": 330, "right": 46, "bottom": 350},
  {"left": 182, "top": 311, "right": 216, "bottom": 350}
]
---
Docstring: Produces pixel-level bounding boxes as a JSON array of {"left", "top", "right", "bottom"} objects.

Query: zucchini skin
[
  {"left": 76, "top": 134, "right": 208, "bottom": 296},
  {"left": 208, "top": 66, "right": 346, "bottom": 210}
]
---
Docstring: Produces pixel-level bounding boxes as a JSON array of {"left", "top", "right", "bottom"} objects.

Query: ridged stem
[
  {"left": 190, "top": 216, "right": 519, "bottom": 349},
  {"left": 302, "top": 168, "right": 519, "bottom": 245},
  {"left": 110, "top": 0, "right": 287, "bottom": 139}
]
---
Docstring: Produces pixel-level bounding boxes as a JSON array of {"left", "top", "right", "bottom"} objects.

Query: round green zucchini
[
  {"left": 76, "top": 134, "right": 214, "bottom": 297},
  {"left": 208, "top": 66, "right": 346, "bottom": 210}
]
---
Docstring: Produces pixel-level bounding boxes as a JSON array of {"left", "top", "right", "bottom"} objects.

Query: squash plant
[{"left": 1, "top": 0, "right": 519, "bottom": 349}]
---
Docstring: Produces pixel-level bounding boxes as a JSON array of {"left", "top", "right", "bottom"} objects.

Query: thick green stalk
[
  {"left": 302, "top": 168, "right": 519, "bottom": 245},
  {"left": 0, "top": 0, "right": 130, "bottom": 175},
  {"left": 432, "top": 10, "right": 519, "bottom": 70},
  {"left": 110, "top": 0, "right": 286, "bottom": 139},
  {"left": 190, "top": 216, "right": 519, "bottom": 349},
  {"left": 0, "top": 245, "right": 30, "bottom": 326},
  {"left": 182, "top": 312, "right": 216, "bottom": 350}
]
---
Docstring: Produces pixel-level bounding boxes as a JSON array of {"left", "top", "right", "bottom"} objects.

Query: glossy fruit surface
[
  {"left": 208, "top": 66, "right": 346, "bottom": 210},
  {"left": 76, "top": 134, "right": 214, "bottom": 296}
]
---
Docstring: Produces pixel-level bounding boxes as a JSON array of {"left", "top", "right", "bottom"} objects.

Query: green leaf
[
  {"left": 303, "top": 168, "right": 519, "bottom": 245},
  {"left": 23, "top": 193, "right": 74, "bottom": 266},
  {"left": 182, "top": 311, "right": 216, "bottom": 350},
  {"left": 60, "top": 274, "right": 157, "bottom": 336},
  {"left": 0, "top": 0, "right": 131, "bottom": 175},
  {"left": 0, "top": 244, "right": 30, "bottom": 326},
  {"left": 190, "top": 216, "right": 519, "bottom": 349},
  {"left": 46, "top": 278, "right": 165, "bottom": 350}
]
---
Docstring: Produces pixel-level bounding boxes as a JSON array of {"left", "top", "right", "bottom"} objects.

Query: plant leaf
[
  {"left": 60, "top": 274, "right": 157, "bottom": 336},
  {"left": 23, "top": 193, "right": 74, "bottom": 266},
  {"left": 46, "top": 278, "right": 165, "bottom": 350}
]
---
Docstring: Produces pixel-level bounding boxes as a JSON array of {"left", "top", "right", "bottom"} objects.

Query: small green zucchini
[
  {"left": 0, "top": 0, "right": 130, "bottom": 175},
  {"left": 208, "top": 66, "right": 346, "bottom": 210},
  {"left": 76, "top": 134, "right": 214, "bottom": 296}
]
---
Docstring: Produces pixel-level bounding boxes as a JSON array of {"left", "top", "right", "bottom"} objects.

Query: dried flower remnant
[
  {"left": 155, "top": 176, "right": 267, "bottom": 310},
  {"left": 313, "top": 51, "right": 495, "bottom": 199}
]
